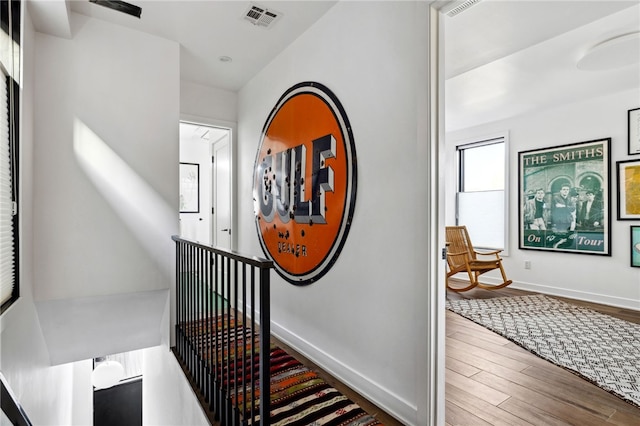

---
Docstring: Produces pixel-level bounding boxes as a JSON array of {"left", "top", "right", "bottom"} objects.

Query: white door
[
  {"left": 179, "top": 122, "right": 212, "bottom": 244},
  {"left": 212, "top": 133, "right": 232, "bottom": 250}
]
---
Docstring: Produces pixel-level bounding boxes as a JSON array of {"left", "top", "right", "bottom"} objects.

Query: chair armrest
[
  {"left": 474, "top": 249, "right": 502, "bottom": 256},
  {"left": 447, "top": 250, "right": 470, "bottom": 257}
]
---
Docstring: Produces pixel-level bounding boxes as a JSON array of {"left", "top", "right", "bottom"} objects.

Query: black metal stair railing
[
  {"left": 172, "top": 235, "right": 273, "bottom": 425},
  {"left": 1, "top": 372, "right": 32, "bottom": 426}
]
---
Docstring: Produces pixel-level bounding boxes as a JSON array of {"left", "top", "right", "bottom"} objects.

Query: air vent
[
  {"left": 89, "top": 0, "right": 142, "bottom": 19},
  {"left": 197, "top": 127, "right": 210, "bottom": 141},
  {"left": 242, "top": 3, "right": 282, "bottom": 28},
  {"left": 443, "top": 0, "right": 482, "bottom": 18}
]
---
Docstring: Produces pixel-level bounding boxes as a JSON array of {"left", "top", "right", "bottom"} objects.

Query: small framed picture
[
  {"left": 179, "top": 162, "right": 200, "bottom": 213},
  {"left": 631, "top": 226, "right": 640, "bottom": 267},
  {"left": 629, "top": 107, "right": 640, "bottom": 155},
  {"left": 616, "top": 159, "right": 640, "bottom": 220}
]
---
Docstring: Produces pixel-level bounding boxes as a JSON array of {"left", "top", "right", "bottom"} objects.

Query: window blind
[
  {"left": 456, "top": 136, "right": 508, "bottom": 251},
  {"left": 0, "top": 72, "right": 14, "bottom": 305}
]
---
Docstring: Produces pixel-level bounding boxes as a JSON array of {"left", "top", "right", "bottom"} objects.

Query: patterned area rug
[
  {"left": 183, "top": 316, "right": 383, "bottom": 425},
  {"left": 446, "top": 294, "right": 640, "bottom": 408},
  {"left": 245, "top": 346, "right": 381, "bottom": 425}
]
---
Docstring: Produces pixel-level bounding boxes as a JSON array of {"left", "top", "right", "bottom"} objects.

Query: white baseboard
[
  {"left": 510, "top": 281, "right": 640, "bottom": 311},
  {"left": 461, "top": 274, "right": 639, "bottom": 311},
  {"left": 270, "top": 320, "right": 417, "bottom": 426}
]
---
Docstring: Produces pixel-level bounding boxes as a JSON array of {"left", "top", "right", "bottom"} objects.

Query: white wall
[
  {"left": 0, "top": 11, "right": 188, "bottom": 424},
  {"left": 238, "top": 2, "right": 431, "bottom": 424},
  {"left": 142, "top": 294, "right": 209, "bottom": 426},
  {"left": 0, "top": 9, "right": 92, "bottom": 425},
  {"left": 142, "top": 345, "right": 209, "bottom": 426},
  {"left": 181, "top": 80, "right": 237, "bottom": 124},
  {"left": 33, "top": 13, "right": 180, "bottom": 302},
  {"left": 1, "top": 301, "right": 93, "bottom": 425},
  {"left": 446, "top": 88, "right": 640, "bottom": 309},
  {"left": 2, "top": 7, "right": 238, "bottom": 426}
]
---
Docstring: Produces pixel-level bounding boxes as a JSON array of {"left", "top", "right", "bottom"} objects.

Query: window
[
  {"left": 456, "top": 134, "right": 508, "bottom": 251},
  {"left": 1, "top": 0, "right": 20, "bottom": 313}
]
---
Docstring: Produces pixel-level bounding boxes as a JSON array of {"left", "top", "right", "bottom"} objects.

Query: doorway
[
  {"left": 179, "top": 121, "right": 233, "bottom": 250},
  {"left": 93, "top": 350, "right": 143, "bottom": 426}
]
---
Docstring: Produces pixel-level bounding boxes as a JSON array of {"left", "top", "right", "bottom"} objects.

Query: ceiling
[
  {"left": 444, "top": 0, "right": 640, "bottom": 131},
  {"left": 180, "top": 121, "right": 229, "bottom": 147},
  {"left": 66, "top": 0, "right": 338, "bottom": 92},
  {"left": 29, "top": 1, "right": 640, "bottom": 132}
]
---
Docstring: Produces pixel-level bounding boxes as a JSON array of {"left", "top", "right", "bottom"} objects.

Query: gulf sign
[{"left": 253, "top": 82, "right": 357, "bottom": 285}]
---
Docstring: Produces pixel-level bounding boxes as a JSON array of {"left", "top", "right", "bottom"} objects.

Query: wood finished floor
[{"left": 446, "top": 286, "right": 640, "bottom": 426}]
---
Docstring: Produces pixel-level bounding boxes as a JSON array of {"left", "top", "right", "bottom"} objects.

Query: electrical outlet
[{"left": 524, "top": 260, "right": 531, "bottom": 269}]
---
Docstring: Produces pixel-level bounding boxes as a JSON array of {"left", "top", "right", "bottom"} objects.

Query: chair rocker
[{"left": 445, "top": 225, "right": 512, "bottom": 292}]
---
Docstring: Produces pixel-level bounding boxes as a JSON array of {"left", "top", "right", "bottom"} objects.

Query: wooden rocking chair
[{"left": 445, "top": 225, "right": 512, "bottom": 292}]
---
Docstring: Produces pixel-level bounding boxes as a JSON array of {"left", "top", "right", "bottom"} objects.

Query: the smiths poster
[{"left": 519, "top": 138, "right": 610, "bottom": 255}]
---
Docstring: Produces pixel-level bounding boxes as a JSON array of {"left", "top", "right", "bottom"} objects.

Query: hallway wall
[
  {"left": 32, "top": 13, "right": 180, "bottom": 302},
  {"left": 3, "top": 9, "right": 238, "bottom": 424},
  {"left": 2, "top": 11, "right": 181, "bottom": 423},
  {"left": 237, "top": 2, "right": 432, "bottom": 424},
  {"left": 142, "top": 344, "right": 209, "bottom": 426},
  {"left": 0, "top": 9, "right": 92, "bottom": 425},
  {"left": 180, "top": 80, "right": 237, "bottom": 124}
]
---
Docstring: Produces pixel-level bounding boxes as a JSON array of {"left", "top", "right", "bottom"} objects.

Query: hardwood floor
[{"left": 446, "top": 286, "right": 640, "bottom": 426}]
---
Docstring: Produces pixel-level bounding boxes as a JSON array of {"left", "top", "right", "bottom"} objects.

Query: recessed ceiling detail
[
  {"left": 577, "top": 31, "right": 640, "bottom": 71},
  {"left": 242, "top": 3, "right": 282, "bottom": 28}
]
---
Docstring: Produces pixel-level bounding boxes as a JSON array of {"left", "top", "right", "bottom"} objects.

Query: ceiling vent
[
  {"left": 89, "top": 0, "right": 142, "bottom": 19},
  {"left": 196, "top": 127, "right": 210, "bottom": 141},
  {"left": 442, "top": 0, "right": 482, "bottom": 18},
  {"left": 242, "top": 3, "right": 282, "bottom": 28}
]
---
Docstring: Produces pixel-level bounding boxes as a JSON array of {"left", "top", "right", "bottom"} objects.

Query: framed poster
[
  {"left": 179, "top": 162, "right": 199, "bottom": 213},
  {"left": 616, "top": 159, "right": 640, "bottom": 220},
  {"left": 631, "top": 226, "right": 640, "bottom": 267},
  {"left": 518, "top": 138, "right": 611, "bottom": 255},
  {"left": 628, "top": 107, "right": 640, "bottom": 155}
]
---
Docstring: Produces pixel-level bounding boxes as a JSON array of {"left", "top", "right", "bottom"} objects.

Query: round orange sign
[{"left": 253, "top": 82, "right": 357, "bottom": 285}]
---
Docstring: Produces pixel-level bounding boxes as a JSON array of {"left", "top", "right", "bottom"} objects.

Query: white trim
[
  {"left": 180, "top": 113, "right": 236, "bottom": 132},
  {"left": 469, "top": 276, "right": 640, "bottom": 311},
  {"left": 211, "top": 133, "right": 232, "bottom": 250},
  {"left": 512, "top": 282, "right": 640, "bottom": 311},
  {"left": 454, "top": 131, "right": 508, "bottom": 149},
  {"left": 429, "top": 4, "right": 446, "bottom": 426}
]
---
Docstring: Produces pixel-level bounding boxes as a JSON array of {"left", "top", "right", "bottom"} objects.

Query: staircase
[{"left": 171, "top": 235, "right": 273, "bottom": 425}]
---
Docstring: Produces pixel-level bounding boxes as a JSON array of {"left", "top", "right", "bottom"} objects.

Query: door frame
[
  {"left": 423, "top": 3, "right": 446, "bottom": 425},
  {"left": 180, "top": 114, "right": 237, "bottom": 251}
]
